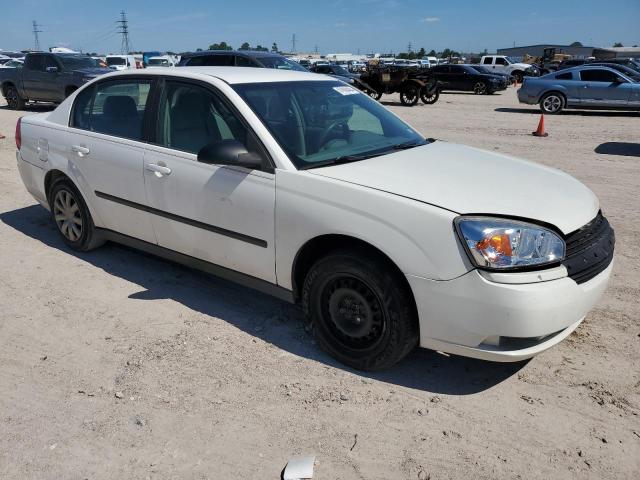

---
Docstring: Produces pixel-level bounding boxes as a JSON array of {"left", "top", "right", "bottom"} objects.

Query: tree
[
  {"left": 272, "top": 42, "right": 279, "bottom": 53},
  {"left": 208, "top": 41, "right": 233, "bottom": 51},
  {"left": 255, "top": 44, "right": 268, "bottom": 51},
  {"left": 196, "top": 48, "right": 203, "bottom": 52},
  {"left": 613, "top": 42, "right": 624, "bottom": 47},
  {"left": 239, "top": 42, "right": 251, "bottom": 51},
  {"left": 427, "top": 49, "right": 436, "bottom": 57},
  {"left": 417, "top": 47, "right": 426, "bottom": 58},
  {"left": 569, "top": 41, "right": 583, "bottom": 47}
]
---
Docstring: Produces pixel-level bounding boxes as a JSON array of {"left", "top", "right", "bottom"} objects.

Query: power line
[
  {"left": 116, "top": 11, "right": 131, "bottom": 54},
  {"left": 32, "top": 20, "right": 43, "bottom": 51}
]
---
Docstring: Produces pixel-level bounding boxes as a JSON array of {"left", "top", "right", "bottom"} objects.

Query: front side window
[
  {"left": 235, "top": 56, "right": 255, "bottom": 67},
  {"left": 234, "top": 80, "right": 426, "bottom": 169},
  {"left": 106, "top": 57, "right": 126, "bottom": 66},
  {"left": 186, "top": 55, "right": 233, "bottom": 66},
  {"left": 88, "top": 80, "right": 151, "bottom": 140},
  {"left": 255, "top": 56, "right": 307, "bottom": 71},
  {"left": 495, "top": 57, "right": 507, "bottom": 65},
  {"left": 59, "top": 55, "right": 98, "bottom": 70},
  {"left": 156, "top": 81, "right": 266, "bottom": 164},
  {"left": 580, "top": 69, "right": 619, "bottom": 82}
]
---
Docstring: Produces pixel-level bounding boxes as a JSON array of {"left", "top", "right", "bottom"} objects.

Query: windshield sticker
[{"left": 333, "top": 86, "right": 360, "bottom": 96}]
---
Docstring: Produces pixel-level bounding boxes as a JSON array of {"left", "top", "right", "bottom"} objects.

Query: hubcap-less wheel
[
  {"left": 53, "top": 189, "right": 83, "bottom": 242},
  {"left": 321, "top": 276, "right": 385, "bottom": 350},
  {"left": 473, "top": 82, "right": 487, "bottom": 95},
  {"left": 400, "top": 86, "right": 419, "bottom": 106},
  {"left": 542, "top": 94, "right": 562, "bottom": 113},
  {"left": 6, "top": 87, "right": 18, "bottom": 109}
]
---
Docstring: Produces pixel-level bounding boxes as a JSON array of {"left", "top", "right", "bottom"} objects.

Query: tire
[
  {"left": 302, "top": 250, "right": 419, "bottom": 371},
  {"left": 420, "top": 87, "right": 439, "bottom": 104},
  {"left": 399, "top": 84, "right": 420, "bottom": 106},
  {"left": 49, "top": 178, "right": 104, "bottom": 251},
  {"left": 5, "top": 85, "right": 25, "bottom": 110},
  {"left": 539, "top": 92, "right": 564, "bottom": 114},
  {"left": 473, "top": 82, "right": 487, "bottom": 95}
]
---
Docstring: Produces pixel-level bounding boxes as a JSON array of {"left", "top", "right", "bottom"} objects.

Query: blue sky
[{"left": 1, "top": 0, "right": 638, "bottom": 54}]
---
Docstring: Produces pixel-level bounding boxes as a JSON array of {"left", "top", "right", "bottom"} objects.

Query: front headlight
[{"left": 455, "top": 217, "right": 565, "bottom": 270}]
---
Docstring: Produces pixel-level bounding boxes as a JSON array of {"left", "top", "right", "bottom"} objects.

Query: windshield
[
  {"left": 505, "top": 56, "right": 516, "bottom": 64},
  {"left": 148, "top": 58, "right": 168, "bottom": 66},
  {"left": 59, "top": 56, "right": 99, "bottom": 69},
  {"left": 106, "top": 57, "right": 126, "bottom": 66},
  {"left": 233, "top": 80, "right": 426, "bottom": 169},
  {"left": 471, "top": 65, "right": 490, "bottom": 74},
  {"left": 256, "top": 56, "right": 307, "bottom": 71}
]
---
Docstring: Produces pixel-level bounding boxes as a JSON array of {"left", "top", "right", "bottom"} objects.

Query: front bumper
[{"left": 407, "top": 261, "right": 613, "bottom": 362}]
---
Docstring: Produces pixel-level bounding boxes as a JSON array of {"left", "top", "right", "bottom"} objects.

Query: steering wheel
[{"left": 317, "top": 120, "right": 347, "bottom": 150}]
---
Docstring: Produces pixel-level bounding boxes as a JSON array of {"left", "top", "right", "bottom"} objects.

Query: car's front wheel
[
  {"left": 473, "top": 82, "right": 488, "bottom": 95},
  {"left": 540, "top": 92, "right": 564, "bottom": 114},
  {"left": 49, "top": 178, "right": 104, "bottom": 251},
  {"left": 302, "top": 250, "right": 419, "bottom": 371}
]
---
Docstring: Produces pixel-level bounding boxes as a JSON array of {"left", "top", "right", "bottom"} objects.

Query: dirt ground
[{"left": 0, "top": 87, "right": 638, "bottom": 480}]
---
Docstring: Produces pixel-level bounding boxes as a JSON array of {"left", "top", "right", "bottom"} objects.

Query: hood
[
  {"left": 72, "top": 67, "right": 111, "bottom": 76},
  {"left": 309, "top": 142, "right": 599, "bottom": 234}
]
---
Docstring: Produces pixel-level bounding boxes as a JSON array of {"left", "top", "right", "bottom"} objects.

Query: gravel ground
[{"left": 0, "top": 88, "right": 639, "bottom": 480}]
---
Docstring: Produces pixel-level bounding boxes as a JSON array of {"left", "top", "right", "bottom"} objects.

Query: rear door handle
[
  {"left": 146, "top": 163, "right": 172, "bottom": 176},
  {"left": 71, "top": 145, "right": 90, "bottom": 156}
]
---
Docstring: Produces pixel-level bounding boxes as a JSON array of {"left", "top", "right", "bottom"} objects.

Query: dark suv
[{"left": 178, "top": 50, "right": 307, "bottom": 71}]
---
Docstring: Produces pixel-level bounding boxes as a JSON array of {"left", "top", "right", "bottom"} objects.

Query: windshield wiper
[
  {"left": 389, "top": 140, "right": 426, "bottom": 151},
  {"left": 299, "top": 152, "right": 383, "bottom": 170}
]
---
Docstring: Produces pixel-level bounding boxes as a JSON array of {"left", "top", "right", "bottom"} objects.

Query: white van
[
  {"left": 146, "top": 55, "right": 176, "bottom": 68},
  {"left": 106, "top": 55, "right": 137, "bottom": 71}
]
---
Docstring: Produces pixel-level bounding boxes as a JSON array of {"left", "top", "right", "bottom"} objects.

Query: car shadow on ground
[
  {"left": 595, "top": 142, "right": 640, "bottom": 157},
  {"left": 0, "top": 204, "right": 526, "bottom": 395},
  {"left": 495, "top": 107, "right": 640, "bottom": 117}
]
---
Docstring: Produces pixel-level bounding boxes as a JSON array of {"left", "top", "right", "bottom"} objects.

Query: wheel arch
[
  {"left": 539, "top": 88, "right": 567, "bottom": 104},
  {"left": 291, "top": 234, "right": 417, "bottom": 314},
  {"left": 44, "top": 169, "right": 73, "bottom": 204}
]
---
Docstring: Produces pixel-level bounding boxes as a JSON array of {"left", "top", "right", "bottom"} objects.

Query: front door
[
  {"left": 142, "top": 79, "right": 276, "bottom": 282},
  {"left": 578, "top": 69, "right": 632, "bottom": 107},
  {"left": 67, "top": 78, "right": 157, "bottom": 244}
]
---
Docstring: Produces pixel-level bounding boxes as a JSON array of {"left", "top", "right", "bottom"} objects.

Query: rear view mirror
[{"left": 197, "top": 139, "right": 263, "bottom": 170}]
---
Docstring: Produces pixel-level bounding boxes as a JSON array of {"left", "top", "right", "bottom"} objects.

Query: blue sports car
[{"left": 517, "top": 65, "right": 640, "bottom": 113}]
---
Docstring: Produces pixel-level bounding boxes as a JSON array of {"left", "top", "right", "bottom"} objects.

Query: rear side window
[
  {"left": 482, "top": 57, "right": 493, "bottom": 65},
  {"left": 71, "top": 80, "right": 151, "bottom": 140},
  {"left": 580, "top": 69, "right": 619, "bottom": 82},
  {"left": 185, "top": 55, "right": 234, "bottom": 66},
  {"left": 555, "top": 72, "right": 573, "bottom": 80},
  {"left": 25, "top": 55, "right": 44, "bottom": 71}
]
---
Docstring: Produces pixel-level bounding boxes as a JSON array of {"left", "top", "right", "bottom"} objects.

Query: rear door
[
  {"left": 22, "top": 54, "right": 45, "bottom": 99},
  {"left": 142, "top": 78, "right": 276, "bottom": 282},
  {"left": 578, "top": 69, "right": 632, "bottom": 107},
  {"left": 67, "top": 78, "right": 157, "bottom": 243}
]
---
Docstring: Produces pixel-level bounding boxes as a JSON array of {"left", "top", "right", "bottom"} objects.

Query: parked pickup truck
[
  {"left": 0, "top": 52, "right": 110, "bottom": 109},
  {"left": 480, "top": 55, "right": 540, "bottom": 83}
]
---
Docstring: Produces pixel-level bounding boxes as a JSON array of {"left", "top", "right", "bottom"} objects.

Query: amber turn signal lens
[{"left": 477, "top": 234, "right": 512, "bottom": 257}]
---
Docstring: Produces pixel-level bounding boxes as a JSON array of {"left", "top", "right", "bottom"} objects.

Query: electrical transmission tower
[
  {"left": 32, "top": 20, "right": 42, "bottom": 51},
  {"left": 291, "top": 33, "right": 296, "bottom": 53},
  {"left": 117, "top": 11, "right": 131, "bottom": 54}
]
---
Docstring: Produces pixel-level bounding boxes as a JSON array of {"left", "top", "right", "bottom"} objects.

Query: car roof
[
  {"left": 181, "top": 50, "right": 284, "bottom": 59},
  {"left": 95, "top": 66, "right": 331, "bottom": 84}
]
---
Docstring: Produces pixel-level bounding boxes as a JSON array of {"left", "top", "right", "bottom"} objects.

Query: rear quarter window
[{"left": 555, "top": 72, "right": 573, "bottom": 80}]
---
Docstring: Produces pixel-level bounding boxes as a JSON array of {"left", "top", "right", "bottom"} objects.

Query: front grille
[{"left": 562, "top": 212, "right": 615, "bottom": 284}]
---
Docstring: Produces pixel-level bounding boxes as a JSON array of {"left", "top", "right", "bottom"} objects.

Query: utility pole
[
  {"left": 407, "top": 42, "right": 413, "bottom": 53},
  {"left": 117, "top": 11, "right": 131, "bottom": 54},
  {"left": 32, "top": 20, "right": 42, "bottom": 51},
  {"left": 314, "top": 44, "right": 318, "bottom": 54},
  {"left": 291, "top": 33, "right": 296, "bottom": 53}
]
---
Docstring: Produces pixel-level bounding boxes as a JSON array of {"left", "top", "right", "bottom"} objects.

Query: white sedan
[{"left": 15, "top": 67, "right": 614, "bottom": 370}]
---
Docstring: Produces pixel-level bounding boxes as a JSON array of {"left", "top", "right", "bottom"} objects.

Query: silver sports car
[{"left": 517, "top": 65, "right": 640, "bottom": 113}]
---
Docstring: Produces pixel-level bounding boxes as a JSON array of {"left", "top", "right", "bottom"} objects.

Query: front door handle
[
  {"left": 71, "top": 145, "right": 90, "bottom": 156},
  {"left": 146, "top": 163, "right": 172, "bottom": 176}
]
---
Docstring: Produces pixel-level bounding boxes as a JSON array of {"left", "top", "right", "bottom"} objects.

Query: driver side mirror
[
  {"left": 197, "top": 139, "right": 264, "bottom": 170},
  {"left": 46, "top": 66, "right": 59, "bottom": 73}
]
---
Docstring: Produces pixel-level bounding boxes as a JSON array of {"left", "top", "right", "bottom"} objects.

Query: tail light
[{"left": 15, "top": 117, "right": 22, "bottom": 150}]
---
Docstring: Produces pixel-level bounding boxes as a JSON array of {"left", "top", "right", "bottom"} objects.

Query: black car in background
[
  {"left": 468, "top": 64, "right": 513, "bottom": 84},
  {"left": 430, "top": 64, "right": 507, "bottom": 94},
  {"left": 308, "top": 63, "right": 360, "bottom": 84},
  {"left": 178, "top": 50, "right": 307, "bottom": 71}
]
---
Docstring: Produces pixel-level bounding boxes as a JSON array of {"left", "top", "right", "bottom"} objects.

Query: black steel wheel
[
  {"left": 302, "top": 249, "right": 419, "bottom": 371},
  {"left": 399, "top": 84, "right": 420, "bottom": 106},
  {"left": 420, "top": 87, "right": 440, "bottom": 104},
  {"left": 5, "top": 86, "right": 25, "bottom": 110}
]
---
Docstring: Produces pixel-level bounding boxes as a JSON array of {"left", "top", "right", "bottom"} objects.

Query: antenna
[
  {"left": 291, "top": 33, "right": 296, "bottom": 53},
  {"left": 32, "top": 20, "right": 43, "bottom": 51},
  {"left": 116, "top": 11, "right": 131, "bottom": 54}
]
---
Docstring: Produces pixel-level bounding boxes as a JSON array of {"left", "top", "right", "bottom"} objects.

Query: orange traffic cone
[{"left": 532, "top": 114, "right": 548, "bottom": 137}]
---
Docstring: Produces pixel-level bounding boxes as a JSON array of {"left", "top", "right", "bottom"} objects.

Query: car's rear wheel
[
  {"left": 420, "top": 87, "right": 439, "bottom": 104},
  {"left": 49, "top": 178, "right": 103, "bottom": 251},
  {"left": 540, "top": 92, "right": 564, "bottom": 114},
  {"left": 473, "top": 82, "right": 487, "bottom": 95},
  {"left": 5, "top": 86, "right": 25, "bottom": 110},
  {"left": 399, "top": 84, "right": 420, "bottom": 106},
  {"left": 368, "top": 90, "right": 382, "bottom": 101},
  {"left": 302, "top": 250, "right": 419, "bottom": 371}
]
